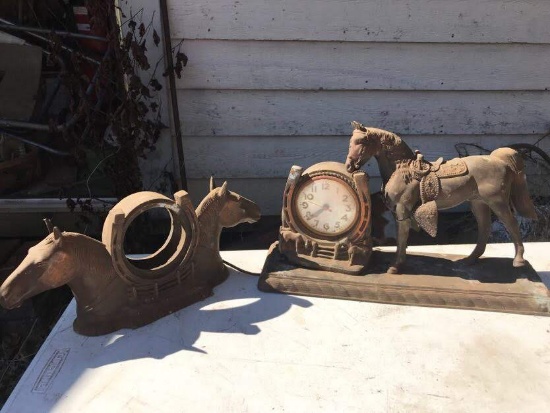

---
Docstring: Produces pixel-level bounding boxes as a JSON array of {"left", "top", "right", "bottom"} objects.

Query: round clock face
[{"left": 294, "top": 177, "right": 359, "bottom": 237}]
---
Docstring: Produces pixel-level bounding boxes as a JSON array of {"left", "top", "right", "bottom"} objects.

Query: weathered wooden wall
[{"left": 168, "top": 0, "right": 550, "bottom": 214}]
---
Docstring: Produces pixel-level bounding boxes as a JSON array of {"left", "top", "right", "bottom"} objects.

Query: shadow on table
[
  {"left": 372, "top": 250, "right": 543, "bottom": 284},
  {"left": 52, "top": 270, "right": 312, "bottom": 368},
  {"left": 538, "top": 271, "right": 550, "bottom": 289}
]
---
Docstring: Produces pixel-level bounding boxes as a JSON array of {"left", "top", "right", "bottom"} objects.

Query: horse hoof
[
  {"left": 387, "top": 266, "right": 400, "bottom": 274},
  {"left": 513, "top": 259, "right": 526, "bottom": 267}
]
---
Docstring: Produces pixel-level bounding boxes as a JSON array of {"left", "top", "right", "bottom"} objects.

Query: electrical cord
[{"left": 222, "top": 260, "right": 261, "bottom": 276}]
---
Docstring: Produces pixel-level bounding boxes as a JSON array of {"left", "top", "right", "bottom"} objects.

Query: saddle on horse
[{"left": 410, "top": 151, "right": 468, "bottom": 237}]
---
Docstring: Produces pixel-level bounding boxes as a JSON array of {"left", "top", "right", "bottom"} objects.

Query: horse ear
[
  {"left": 53, "top": 226, "right": 62, "bottom": 240},
  {"left": 43, "top": 218, "right": 54, "bottom": 234},
  {"left": 351, "top": 121, "right": 367, "bottom": 132},
  {"left": 210, "top": 176, "right": 217, "bottom": 191},
  {"left": 220, "top": 181, "right": 228, "bottom": 197}
]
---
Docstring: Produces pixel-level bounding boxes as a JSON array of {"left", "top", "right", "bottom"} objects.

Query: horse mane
[
  {"left": 370, "top": 128, "right": 403, "bottom": 149},
  {"left": 61, "top": 232, "right": 116, "bottom": 278},
  {"left": 353, "top": 125, "right": 410, "bottom": 159},
  {"left": 393, "top": 159, "right": 415, "bottom": 184},
  {"left": 363, "top": 127, "right": 402, "bottom": 148},
  {"left": 195, "top": 187, "right": 225, "bottom": 222}
]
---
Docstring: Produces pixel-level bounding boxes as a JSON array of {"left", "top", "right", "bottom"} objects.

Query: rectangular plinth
[{"left": 259, "top": 242, "right": 550, "bottom": 316}]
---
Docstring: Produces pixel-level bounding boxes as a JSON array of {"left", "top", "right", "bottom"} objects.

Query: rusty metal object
[
  {"left": 346, "top": 123, "right": 538, "bottom": 274},
  {"left": 279, "top": 162, "right": 372, "bottom": 275},
  {"left": 102, "top": 191, "right": 198, "bottom": 288},
  {"left": 0, "top": 180, "right": 260, "bottom": 336},
  {"left": 260, "top": 242, "right": 550, "bottom": 316}
]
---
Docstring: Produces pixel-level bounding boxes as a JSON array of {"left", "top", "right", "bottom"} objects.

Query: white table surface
[{"left": 3, "top": 243, "right": 550, "bottom": 413}]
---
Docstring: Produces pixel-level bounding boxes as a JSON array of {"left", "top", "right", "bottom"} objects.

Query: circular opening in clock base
[
  {"left": 103, "top": 192, "right": 198, "bottom": 286},
  {"left": 123, "top": 206, "right": 187, "bottom": 272}
]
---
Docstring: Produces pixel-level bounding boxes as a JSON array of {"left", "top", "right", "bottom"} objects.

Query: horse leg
[
  {"left": 489, "top": 201, "right": 526, "bottom": 267},
  {"left": 388, "top": 204, "right": 411, "bottom": 274},
  {"left": 295, "top": 237, "right": 303, "bottom": 254},
  {"left": 463, "top": 200, "right": 492, "bottom": 265}
]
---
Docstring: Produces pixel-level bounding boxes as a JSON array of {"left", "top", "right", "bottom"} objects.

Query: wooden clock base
[
  {"left": 281, "top": 250, "right": 368, "bottom": 275},
  {"left": 259, "top": 242, "right": 550, "bottom": 316}
]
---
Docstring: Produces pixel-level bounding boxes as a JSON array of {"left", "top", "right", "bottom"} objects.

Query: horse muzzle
[
  {"left": 346, "top": 158, "right": 362, "bottom": 173},
  {"left": 246, "top": 209, "right": 261, "bottom": 224},
  {"left": 0, "top": 288, "right": 22, "bottom": 309}
]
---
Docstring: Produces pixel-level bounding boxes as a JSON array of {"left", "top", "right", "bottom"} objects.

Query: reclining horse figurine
[
  {"left": 0, "top": 179, "right": 260, "bottom": 336},
  {"left": 345, "top": 121, "right": 537, "bottom": 274}
]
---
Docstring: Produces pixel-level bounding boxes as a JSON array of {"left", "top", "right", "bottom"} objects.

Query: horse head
[
  {"left": 210, "top": 177, "right": 261, "bottom": 227},
  {"left": 346, "top": 121, "right": 380, "bottom": 172},
  {"left": 0, "top": 223, "right": 75, "bottom": 309},
  {"left": 346, "top": 122, "right": 403, "bottom": 173}
]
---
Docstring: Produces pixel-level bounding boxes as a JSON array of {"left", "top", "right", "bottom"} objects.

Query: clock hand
[
  {"left": 307, "top": 204, "right": 333, "bottom": 220},
  {"left": 307, "top": 199, "right": 333, "bottom": 212},
  {"left": 307, "top": 200, "right": 324, "bottom": 208},
  {"left": 310, "top": 208, "right": 325, "bottom": 219}
]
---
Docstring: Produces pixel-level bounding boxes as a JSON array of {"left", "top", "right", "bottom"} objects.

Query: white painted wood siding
[
  {"left": 168, "top": 1, "right": 550, "bottom": 214},
  {"left": 178, "top": 41, "right": 550, "bottom": 91},
  {"left": 168, "top": 0, "right": 550, "bottom": 43}
]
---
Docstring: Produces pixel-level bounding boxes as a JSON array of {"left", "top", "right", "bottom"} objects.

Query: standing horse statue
[
  {"left": 0, "top": 179, "right": 260, "bottom": 336},
  {"left": 345, "top": 121, "right": 537, "bottom": 274}
]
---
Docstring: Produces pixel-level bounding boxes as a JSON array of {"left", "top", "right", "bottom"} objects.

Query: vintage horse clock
[
  {"left": 260, "top": 123, "right": 550, "bottom": 317},
  {"left": 259, "top": 161, "right": 377, "bottom": 297},
  {"left": 0, "top": 179, "right": 260, "bottom": 336}
]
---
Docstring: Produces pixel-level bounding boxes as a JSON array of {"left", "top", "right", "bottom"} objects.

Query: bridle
[{"left": 349, "top": 135, "right": 370, "bottom": 171}]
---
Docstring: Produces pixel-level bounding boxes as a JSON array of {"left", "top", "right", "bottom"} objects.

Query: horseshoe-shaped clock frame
[{"left": 280, "top": 161, "right": 372, "bottom": 274}]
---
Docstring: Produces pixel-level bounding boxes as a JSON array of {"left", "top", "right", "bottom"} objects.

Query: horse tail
[{"left": 490, "top": 147, "right": 538, "bottom": 219}]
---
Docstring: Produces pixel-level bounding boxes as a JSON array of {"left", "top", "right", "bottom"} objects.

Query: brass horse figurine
[
  {"left": 345, "top": 122, "right": 537, "bottom": 274},
  {"left": 0, "top": 179, "right": 260, "bottom": 335}
]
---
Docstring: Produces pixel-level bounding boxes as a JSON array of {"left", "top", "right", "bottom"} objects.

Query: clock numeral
[
  {"left": 322, "top": 182, "right": 329, "bottom": 190},
  {"left": 342, "top": 195, "right": 349, "bottom": 202},
  {"left": 311, "top": 185, "right": 317, "bottom": 193},
  {"left": 323, "top": 223, "right": 330, "bottom": 231},
  {"left": 305, "top": 211, "right": 312, "bottom": 220},
  {"left": 341, "top": 214, "right": 348, "bottom": 221},
  {"left": 301, "top": 202, "right": 308, "bottom": 209},
  {"left": 313, "top": 220, "right": 319, "bottom": 228},
  {"left": 335, "top": 222, "right": 341, "bottom": 229},
  {"left": 306, "top": 193, "right": 314, "bottom": 200},
  {"left": 345, "top": 205, "right": 351, "bottom": 212}
]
